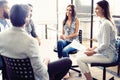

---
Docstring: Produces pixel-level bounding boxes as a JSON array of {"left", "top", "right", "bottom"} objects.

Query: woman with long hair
[
  {"left": 76, "top": 1, "right": 117, "bottom": 80},
  {"left": 57, "top": 4, "right": 80, "bottom": 58}
]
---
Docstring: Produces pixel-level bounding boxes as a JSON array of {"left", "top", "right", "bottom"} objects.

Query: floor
[{"left": 0, "top": 39, "right": 120, "bottom": 80}]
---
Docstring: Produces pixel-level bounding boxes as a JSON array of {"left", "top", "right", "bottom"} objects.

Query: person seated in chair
[
  {"left": 0, "top": 4, "right": 72, "bottom": 80},
  {"left": 57, "top": 4, "right": 80, "bottom": 58},
  {"left": 76, "top": 1, "right": 117, "bottom": 80},
  {"left": 0, "top": 0, "right": 10, "bottom": 32},
  {"left": 25, "top": 3, "right": 41, "bottom": 45}
]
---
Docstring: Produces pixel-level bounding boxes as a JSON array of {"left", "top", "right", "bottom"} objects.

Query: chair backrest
[
  {"left": 115, "top": 38, "right": 120, "bottom": 64},
  {"left": 1, "top": 55, "right": 35, "bottom": 80},
  {"left": 78, "top": 29, "right": 82, "bottom": 44}
]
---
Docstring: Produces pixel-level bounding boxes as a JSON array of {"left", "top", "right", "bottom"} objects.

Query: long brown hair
[
  {"left": 63, "top": 4, "right": 76, "bottom": 26},
  {"left": 97, "top": 0, "right": 114, "bottom": 25}
]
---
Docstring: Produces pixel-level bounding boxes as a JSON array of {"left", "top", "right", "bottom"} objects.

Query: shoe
[
  {"left": 63, "top": 72, "right": 70, "bottom": 79},
  {"left": 92, "top": 77, "right": 97, "bottom": 80}
]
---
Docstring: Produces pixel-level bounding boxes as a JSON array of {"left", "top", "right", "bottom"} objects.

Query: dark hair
[
  {"left": 0, "top": 0, "right": 8, "bottom": 7},
  {"left": 97, "top": 0, "right": 111, "bottom": 21},
  {"left": 10, "top": 4, "right": 29, "bottom": 27},
  {"left": 63, "top": 4, "right": 76, "bottom": 26},
  {"left": 28, "top": 3, "right": 33, "bottom": 7}
]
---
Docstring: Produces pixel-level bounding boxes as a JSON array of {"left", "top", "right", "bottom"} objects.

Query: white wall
[{"left": 8, "top": 0, "right": 57, "bottom": 24}]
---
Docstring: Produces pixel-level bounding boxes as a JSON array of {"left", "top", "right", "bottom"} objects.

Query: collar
[
  {"left": 11, "top": 27, "right": 26, "bottom": 32},
  {"left": 99, "top": 17, "right": 106, "bottom": 24}
]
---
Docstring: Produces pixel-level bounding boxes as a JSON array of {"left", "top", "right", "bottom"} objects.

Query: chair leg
[
  {"left": 92, "top": 67, "right": 106, "bottom": 80},
  {"left": 103, "top": 67, "right": 115, "bottom": 80},
  {"left": 2, "top": 70, "right": 6, "bottom": 80},
  {"left": 109, "top": 77, "right": 114, "bottom": 80},
  {"left": 70, "top": 67, "right": 81, "bottom": 77},
  {"left": 103, "top": 67, "right": 106, "bottom": 80},
  {"left": 2, "top": 68, "right": 8, "bottom": 80}
]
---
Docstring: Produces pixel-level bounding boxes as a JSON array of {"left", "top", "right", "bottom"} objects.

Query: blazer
[{"left": 0, "top": 27, "right": 49, "bottom": 80}]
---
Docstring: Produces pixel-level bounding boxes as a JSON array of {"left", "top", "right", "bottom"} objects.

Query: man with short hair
[
  {"left": 26, "top": 4, "right": 41, "bottom": 45},
  {"left": 0, "top": 1, "right": 10, "bottom": 79},
  {"left": 0, "top": 0, "right": 10, "bottom": 32}
]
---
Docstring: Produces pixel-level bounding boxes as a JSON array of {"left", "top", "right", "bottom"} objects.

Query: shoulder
[
  {"left": 0, "top": 23, "right": 4, "bottom": 27},
  {"left": 28, "top": 19, "right": 34, "bottom": 25},
  {"left": 75, "top": 18, "right": 79, "bottom": 22},
  {"left": 0, "top": 28, "right": 12, "bottom": 41},
  {"left": 29, "top": 19, "right": 33, "bottom": 23},
  {"left": 103, "top": 19, "right": 113, "bottom": 27},
  {"left": 102, "top": 19, "right": 114, "bottom": 30},
  {"left": 22, "top": 33, "right": 39, "bottom": 47},
  {"left": 74, "top": 17, "right": 79, "bottom": 24},
  {"left": 73, "top": 17, "right": 79, "bottom": 22}
]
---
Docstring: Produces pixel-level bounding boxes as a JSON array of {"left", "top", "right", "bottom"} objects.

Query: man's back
[
  {"left": 0, "top": 27, "right": 49, "bottom": 80},
  {"left": 0, "top": 27, "right": 37, "bottom": 58}
]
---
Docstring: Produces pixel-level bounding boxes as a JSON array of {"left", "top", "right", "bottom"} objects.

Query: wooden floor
[{"left": 0, "top": 39, "right": 119, "bottom": 80}]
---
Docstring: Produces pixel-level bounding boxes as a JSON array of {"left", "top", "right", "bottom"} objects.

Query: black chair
[
  {"left": 0, "top": 56, "right": 5, "bottom": 80},
  {"left": 1, "top": 55, "right": 35, "bottom": 80},
  {"left": 69, "top": 30, "right": 82, "bottom": 77},
  {"left": 91, "top": 38, "right": 120, "bottom": 80}
]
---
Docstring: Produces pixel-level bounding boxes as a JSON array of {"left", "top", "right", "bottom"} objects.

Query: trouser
[
  {"left": 48, "top": 57, "right": 72, "bottom": 80},
  {"left": 76, "top": 53, "right": 113, "bottom": 74}
]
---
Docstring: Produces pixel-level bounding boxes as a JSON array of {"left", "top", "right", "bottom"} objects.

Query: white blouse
[{"left": 94, "top": 18, "right": 116, "bottom": 60}]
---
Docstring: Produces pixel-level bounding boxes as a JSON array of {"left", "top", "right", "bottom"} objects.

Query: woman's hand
[
  {"left": 84, "top": 51, "right": 96, "bottom": 56},
  {"left": 60, "top": 35, "right": 67, "bottom": 40}
]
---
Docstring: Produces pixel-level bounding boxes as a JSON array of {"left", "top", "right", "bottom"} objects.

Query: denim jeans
[{"left": 57, "top": 39, "right": 77, "bottom": 58}]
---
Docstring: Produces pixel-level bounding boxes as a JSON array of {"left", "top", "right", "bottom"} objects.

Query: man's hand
[{"left": 43, "top": 58, "right": 50, "bottom": 66}]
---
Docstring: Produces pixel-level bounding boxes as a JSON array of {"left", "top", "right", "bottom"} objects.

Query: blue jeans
[{"left": 57, "top": 39, "right": 77, "bottom": 58}]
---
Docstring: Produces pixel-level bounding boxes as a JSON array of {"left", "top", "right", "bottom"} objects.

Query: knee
[
  {"left": 62, "top": 49, "right": 69, "bottom": 57},
  {"left": 66, "top": 58, "right": 72, "bottom": 66},
  {"left": 62, "top": 49, "right": 67, "bottom": 54},
  {"left": 57, "top": 40, "right": 64, "bottom": 44},
  {"left": 76, "top": 56, "right": 83, "bottom": 64},
  {"left": 62, "top": 46, "right": 70, "bottom": 54},
  {"left": 57, "top": 40, "right": 65, "bottom": 48},
  {"left": 63, "top": 58, "right": 72, "bottom": 66}
]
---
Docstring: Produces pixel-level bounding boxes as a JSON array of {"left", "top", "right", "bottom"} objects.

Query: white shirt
[{"left": 94, "top": 18, "right": 116, "bottom": 60}]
